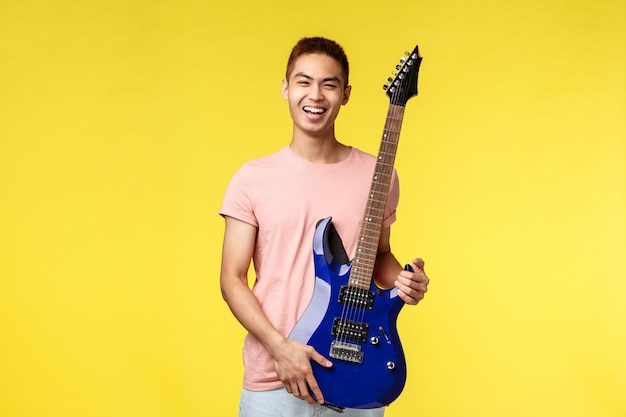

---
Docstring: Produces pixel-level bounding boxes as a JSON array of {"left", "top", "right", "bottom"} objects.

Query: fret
[
  {"left": 356, "top": 245, "right": 378, "bottom": 252},
  {"left": 370, "top": 186, "right": 389, "bottom": 192},
  {"left": 359, "top": 233, "right": 381, "bottom": 240},
  {"left": 361, "top": 223, "right": 383, "bottom": 230},
  {"left": 363, "top": 217, "right": 384, "bottom": 224},
  {"left": 360, "top": 221, "right": 383, "bottom": 228},
  {"left": 366, "top": 200, "right": 387, "bottom": 205},
  {"left": 357, "top": 232, "right": 380, "bottom": 239},
  {"left": 354, "top": 255, "right": 377, "bottom": 264},
  {"left": 367, "top": 189, "right": 388, "bottom": 194},
  {"left": 373, "top": 164, "right": 394, "bottom": 171},
  {"left": 353, "top": 256, "right": 376, "bottom": 264},
  {"left": 355, "top": 245, "right": 378, "bottom": 253},
  {"left": 361, "top": 216, "right": 384, "bottom": 223},
  {"left": 358, "top": 233, "right": 380, "bottom": 239}
]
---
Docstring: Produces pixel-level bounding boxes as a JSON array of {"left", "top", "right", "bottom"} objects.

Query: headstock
[{"left": 383, "top": 45, "right": 422, "bottom": 107}]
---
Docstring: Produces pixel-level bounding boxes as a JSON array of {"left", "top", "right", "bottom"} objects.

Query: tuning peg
[
  {"left": 383, "top": 84, "right": 389, "bottom": 91},
  {"left": 395, "top": 64, "right": 402, "bottom": 70},
  {"left": 400, "top": 57, "right": 406, "bottom": 64}
]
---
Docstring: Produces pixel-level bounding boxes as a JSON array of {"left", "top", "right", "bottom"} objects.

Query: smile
[{"left": 303, "top": 106, "right": 327, "bottom": 115}]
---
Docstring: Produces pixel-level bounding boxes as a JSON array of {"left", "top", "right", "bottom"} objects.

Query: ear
[
  {"left": 342, "top": 85, "right": 352, "bottom": 105},
  {"left": 281, "top": 80, "right": 289, "bottom": 99}
]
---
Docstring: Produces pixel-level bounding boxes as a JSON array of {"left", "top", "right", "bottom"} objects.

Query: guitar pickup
[
  {"left": 329, "top": 341, "right": 364, "bottom": 364},
  {"left": 332, "top": 318, "right": 369, "bottom": 342},
  {"left": 338, "top": 286, "right": 375, "bottom": 309}
]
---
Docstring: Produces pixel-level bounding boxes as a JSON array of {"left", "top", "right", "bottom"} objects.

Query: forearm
[
  {"left": 221, "top": 275, "right": 285, "bottom": 353},
  {"left": 373, "top": 250, "right": 403, "bottom": 289}
]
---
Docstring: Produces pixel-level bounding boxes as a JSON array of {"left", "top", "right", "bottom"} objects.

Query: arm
[
  {"left": 219, "top": 215, "right": 331, "bottom": 404},
  {"left": 373, "top": 226, "right": 429, "bottom": 305}
]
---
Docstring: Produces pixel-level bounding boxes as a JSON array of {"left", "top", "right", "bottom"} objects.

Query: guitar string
[
  {"left": 334, "top": 69, "right": 405, "bottom": 356},
  {"left": 336, "top": 93, "right": 403, "bottom": 354}
]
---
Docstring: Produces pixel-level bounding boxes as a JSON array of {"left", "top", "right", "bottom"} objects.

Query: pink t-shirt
[{"left": 219, "top": 146, "right": 400, "bottom": 391}]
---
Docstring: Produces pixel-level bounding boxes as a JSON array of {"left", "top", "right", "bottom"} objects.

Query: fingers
[
  {"left": 289, "top": 378, "right": 318, "bottom": 404},
  {"left": 397, "top": 257, "right": 429, "bottom": 305},
  {"left": 285, "top": 371, "right": 324, "bottom": 404},
  {"left": 396, "top": 280, "right": 426, "bottom": 304},
  {"left": 278, "top": 344, "right": 330, "bottom": 404},
  {"left": 305, "top": 375, "right": 324, "bottom": 404},
  {"left": 284, "top": 373, "right": 317, "bottom": 404},
  {"left": 311, "top": 350, "right": 333, "bottom": 369},
  {"left": 302, "top": 350, "right": 331, "bottom": 403},
  {"left": 412, "top": 257, "right": 425, "bottom": 271}
]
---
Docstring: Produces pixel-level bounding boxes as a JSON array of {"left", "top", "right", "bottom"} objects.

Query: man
[{"left": 219, "top": 37, "right": 429, "bottom": 416}]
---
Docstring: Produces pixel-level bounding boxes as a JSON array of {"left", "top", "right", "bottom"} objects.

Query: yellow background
[{"left": 1, "top": 0, "right": 624, "bottom": 416}]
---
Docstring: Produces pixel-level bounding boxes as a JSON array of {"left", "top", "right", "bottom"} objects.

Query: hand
[
  {"left": 270, "top": 338, "right": 333, "bottom": 404},
  {"left": 395, "top": 258, "right": 429, "bottom": 305}
]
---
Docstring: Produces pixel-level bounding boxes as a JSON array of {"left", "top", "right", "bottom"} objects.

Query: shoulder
[
  {"left": 241, "top": 147, "right": 291, "bottom": 169},
  {"left": 231, "top": 147, "right": 292, "bottom": 178},
  {"left": 348, "top": 147, "right": 378, "bottom": 168},
  {"left": 350, "top": 147, "right": 376, "bottom": 161}
]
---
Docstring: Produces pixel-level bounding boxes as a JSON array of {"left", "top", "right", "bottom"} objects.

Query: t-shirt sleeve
[
  {"left": 382, "top": 169, "right": 400, "bottom": 228},
  {"left": 219, "top": 164, "right": 259, "bottom": 227}
]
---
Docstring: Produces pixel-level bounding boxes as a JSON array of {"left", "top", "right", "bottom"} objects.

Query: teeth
[{"left": 304, "top": 106, "right": 326, "bottom": 114}]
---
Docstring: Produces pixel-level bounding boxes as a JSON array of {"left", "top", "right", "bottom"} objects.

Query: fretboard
[{"left": 349, "top": 104, "right": 406, "bottom": 290}]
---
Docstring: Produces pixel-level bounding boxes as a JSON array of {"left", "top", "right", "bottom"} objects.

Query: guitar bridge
[
  {"left": 332, "top": 318, "right": 369, "bottom": 342},
  {"left": 338, "top": 286, "right": 375, "bottom": 309},
  {"left": 329, "top": 341, "right": 364, "bottom": 364}
]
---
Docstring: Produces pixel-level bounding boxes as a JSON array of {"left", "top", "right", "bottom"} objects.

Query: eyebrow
[{"left": 293, "top": 73, "right": 342, "bottom": 84}]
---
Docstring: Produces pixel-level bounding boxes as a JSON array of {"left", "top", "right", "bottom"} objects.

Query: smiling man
[{"left": 219, "top": 37, "right": 429, "bottom": 417}]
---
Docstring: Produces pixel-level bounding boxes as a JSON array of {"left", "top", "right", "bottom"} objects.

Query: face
[{"left": 281, "top": 53, "right": 351, "bottom": 139}]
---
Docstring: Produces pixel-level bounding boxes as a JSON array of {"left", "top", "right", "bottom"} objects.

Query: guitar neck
[{"left": 349, "top": 104, "right": 406, "bottom": 290}]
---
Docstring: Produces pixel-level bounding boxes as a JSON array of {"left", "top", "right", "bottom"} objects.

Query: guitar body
[{"left": 289, "top": 217, "right": 407, "bottom": 409}]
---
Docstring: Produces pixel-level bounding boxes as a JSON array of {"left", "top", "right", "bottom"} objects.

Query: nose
[{"left": 309, "top": 82, "right": 323, "bottom": 100}]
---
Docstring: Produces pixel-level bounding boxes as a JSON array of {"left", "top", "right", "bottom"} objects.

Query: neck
[{"left": 289, "top": 132, "right": 350, "bottom": 164}]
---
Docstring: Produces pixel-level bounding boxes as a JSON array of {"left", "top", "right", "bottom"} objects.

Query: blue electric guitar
[{"left": 288, "top": 45, "right": 423, "bottom": 411}]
